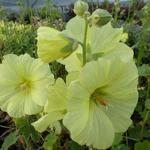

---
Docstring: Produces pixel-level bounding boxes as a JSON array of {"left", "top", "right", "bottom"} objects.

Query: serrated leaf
[
  {"left": 1, "top": 131, "right": 19, "bottom": 150},
  {"left": 134, "top": 141, "right": 150, "bottom": 150},
  {"left": 43, "top": 133, "right": 58, "bottom": 150}
]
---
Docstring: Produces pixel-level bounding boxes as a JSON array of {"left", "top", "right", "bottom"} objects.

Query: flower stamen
[{"left": 20, "top": 81, "right": 31, "bottom": 93}]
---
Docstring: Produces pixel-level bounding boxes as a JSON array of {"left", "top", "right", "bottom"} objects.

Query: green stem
[
  {"left": 137, "top": 47, "right": 144, "bottom": 66},
  {"left": 82, "top": 18, "right": 89, "bottom": 65}
]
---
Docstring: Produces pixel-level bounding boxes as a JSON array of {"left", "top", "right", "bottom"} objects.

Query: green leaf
[
  {"left": 138, "top": 64, "right": 150, "bottom": 77},
  {"left": 128, "top": 126, "right": 141, "bottom": 140},
  {"left": 1, "top": 131, "right": 19, "bottom": 150},
  {"left": 43, "top": 133, "right": 58, "bottom": 150},
  {"left": 140, "top": 109, "right": 150, "bottom": 120},
  {"left": 68, "top": 141, "right": 84, "bottom": 150},
  {"left": 119, "top": 144, "right": 130, "bottom": 150},
  {"left": 15, "top": 118, "right": 28, "bottom": 128},
  {"left": 15, "top": 118, "right": 40, "bottom": 143},
  {"left": 134, "top": 141, "right": 150, "bottom": 150}
]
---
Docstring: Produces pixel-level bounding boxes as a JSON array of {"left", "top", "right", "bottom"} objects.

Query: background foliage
[{"left": 0, "top": 0, "right": 150, "bottom": 150}]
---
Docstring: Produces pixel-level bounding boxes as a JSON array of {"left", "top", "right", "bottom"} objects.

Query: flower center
[
  {"left": 20, "top": 80, "right": 31, "bottom": 94},
  {"left": 91, "top": 88, "right": 108, "bottom": 106}
]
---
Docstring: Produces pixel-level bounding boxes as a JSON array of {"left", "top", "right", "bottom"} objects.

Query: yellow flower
[
  {"left": 0, "top": 54, "right": 54, "bottom": 118},
  {"left": 64, "top": 57, "right": 138, "bottom": 149}
]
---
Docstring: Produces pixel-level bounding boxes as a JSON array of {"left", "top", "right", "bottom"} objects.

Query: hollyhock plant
[
  {"left": 63, "top": 57, "right": 138, "bottom": 149},
  {"left": 0, "top": 1, "right": 139, "bottom": 150},
  {"left": 0, "top": 54, "right": 54, "bottom": 118},
  {"left": 33, "top": 2, "right": 138, "bottom": 149}
]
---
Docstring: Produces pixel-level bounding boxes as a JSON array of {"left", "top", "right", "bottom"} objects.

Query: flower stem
[{"left": 82, "top": 18, "right": 89, "bottom": 65}]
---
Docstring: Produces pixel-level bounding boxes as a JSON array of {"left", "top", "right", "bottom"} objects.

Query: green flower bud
[
  {"left": 91, "top": 9, "right": 112, "bottom": 27},
  {"left": 74, "top": 0, "right": 89, "bottom": 17}
]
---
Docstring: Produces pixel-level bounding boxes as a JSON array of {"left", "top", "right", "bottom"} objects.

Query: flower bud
[
  {"left": 91, "top": 9, "right": 112, "bottom": 27},
  {"left": 73, "top": 0, "right": 89, "bottom": 17},
  {"left": 37, "top": 27, "right": 78, "bottom": 63}
]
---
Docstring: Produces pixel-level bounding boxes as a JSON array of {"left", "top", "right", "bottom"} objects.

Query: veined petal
[
  {"left": 1, "top": 93, "right": 42, "bottom": 118},
  {"left": 72, "top": 102, "right": 114, "bottom": 149},
  {"left": 64, "top": 80, "right": 115, "bottom": 149},
  {"left": 64, "top": 16, "right": 87, "bottom": 43},
  {"left": 102, "top": 43, "right": 133, "bottom": 62},
  {"left": 89, "top": 22, "right": 123, "bottom": 53}
]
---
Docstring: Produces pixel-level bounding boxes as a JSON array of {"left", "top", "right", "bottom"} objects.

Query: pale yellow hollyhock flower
[
  {"left": 64, "top": 57, "right": 138, "bottom": 149},
  {"left": 37, "top": 27, "right": 78, "bottom": 63},
  {"left": 0, "top": 54, "right": 54, "bottom": 118}
]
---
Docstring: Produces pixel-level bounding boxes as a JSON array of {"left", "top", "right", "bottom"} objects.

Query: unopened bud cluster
[{"left": 74, "top": 0, "right": 112, "bottom": 27}]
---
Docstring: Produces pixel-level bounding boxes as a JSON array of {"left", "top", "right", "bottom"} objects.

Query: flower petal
[
  {"left": 1, "top": 93, "right": 42, "bottom": 118},
  {"left": 44, "top": 78, "right": 67, "bottom": 112},
  {"left": 32, "top": 111, "right": 64, "bottom": 132},
  {"left": 58, "top": 46, "right": 82, "bottom": 72},
  {"left": 64, "top": 81, "right": 114, "bottom": 149},
  {"left": 64, "top": 16, "right": 86, "bottom": 43},
  {"left": 90, "top": 22, "right": 123, "bottom": 53}
]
